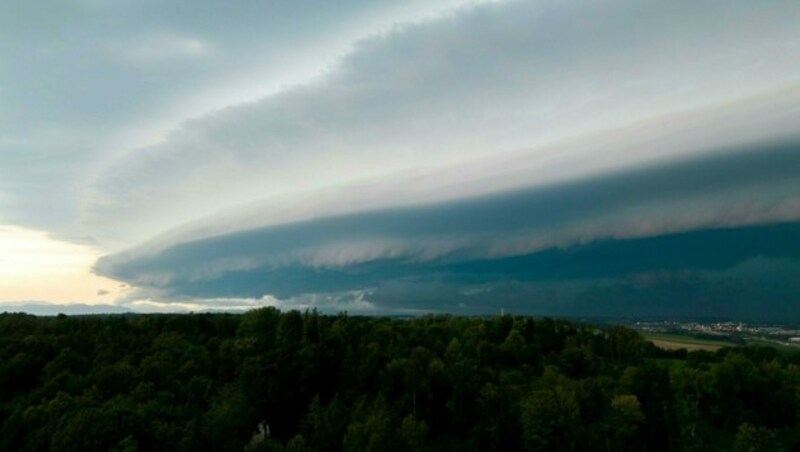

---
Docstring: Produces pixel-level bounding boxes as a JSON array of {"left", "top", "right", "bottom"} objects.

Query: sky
[{"left": 2, "top": 0, "right": 800, "bottom": 319}]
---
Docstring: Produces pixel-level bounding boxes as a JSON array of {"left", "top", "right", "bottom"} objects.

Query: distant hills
[{"left": 0, "top": 303, "right": 131, "bottom": 316}]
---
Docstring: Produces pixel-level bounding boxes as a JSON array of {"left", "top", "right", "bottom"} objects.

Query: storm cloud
[
  {"left": 78, "top": 0, "right": 800, "bottom": 245},
  {"left": 95, "top": 141, "right": 800, "bottom": 318},
  {"left": 4, "top": 0, "right": 800, "bottom": 314}
]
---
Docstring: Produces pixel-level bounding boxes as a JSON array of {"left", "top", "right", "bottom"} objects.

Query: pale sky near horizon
[
  {"left": 3, "top": 0, "right": 800, "bottom": 316},
  {"left": 0, "top": 225, "right": 121, "bottom": 303}
]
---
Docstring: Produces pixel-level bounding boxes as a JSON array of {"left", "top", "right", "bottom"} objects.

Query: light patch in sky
[
  {"left": 0, "top": 225, "right": 121, "bottom": 303},
  {"left": 112, "top": 33, "right": 212, "bottom": 62}
]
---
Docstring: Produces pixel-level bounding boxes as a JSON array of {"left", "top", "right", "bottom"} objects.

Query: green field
[
  {"left": 643, "top": 333, "right": 738, "bottom": 351},
  {"left": 747, "top": 339, "right": 800, "bottom": 354}
]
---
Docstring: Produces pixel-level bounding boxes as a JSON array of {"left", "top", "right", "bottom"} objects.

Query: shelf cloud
[
  {"left": 95, "top": 142, "right": 800, "bottom": 318},
  {"left": 4, "top": 0, "right": 800, "bottom": 314},
  {"left": 80, "top": 0, "right": 800, "bottom": 245}
]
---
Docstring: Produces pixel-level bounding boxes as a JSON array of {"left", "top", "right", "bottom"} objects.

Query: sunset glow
[{"left": 0, "top": 225, "right": 120, "bottom": 303}]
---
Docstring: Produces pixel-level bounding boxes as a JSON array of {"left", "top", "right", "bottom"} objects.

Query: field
[
  {"left": 747, "top": 339, "right": 800, "bottom": 354},
  {"left": 643, "top": 333, "right": 737, "bottom": 351}
]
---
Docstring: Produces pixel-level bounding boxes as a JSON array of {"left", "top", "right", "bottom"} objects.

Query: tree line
[{"left": 0, "top": 309, "right": 797, "bottom": 451}]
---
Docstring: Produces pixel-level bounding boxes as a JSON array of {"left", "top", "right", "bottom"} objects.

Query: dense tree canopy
[{"left": 0, "top": 310, "right": 797, "bottom": 451}]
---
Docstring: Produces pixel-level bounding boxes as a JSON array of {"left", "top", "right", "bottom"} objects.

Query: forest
[{"left": 0, "top": 309, "right": 798, "bottom": 451}]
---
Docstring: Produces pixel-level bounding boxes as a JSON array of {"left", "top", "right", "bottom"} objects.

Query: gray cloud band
[
  {"left": 78, "top": 0, "right": 800, "bottom": 246},
  {"left": 95, "top": 141, "right": 800, "bottom": 300}
]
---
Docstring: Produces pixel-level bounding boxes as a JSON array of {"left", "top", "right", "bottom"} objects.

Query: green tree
[
  {"left": 343, "top": 396, "right": 393, "bottom": 452},
  {"left": 399, "top": 414, "right": 428, "bottom": 451},
  {"left": 604, "top": 394, "right": 644, "bottom": 450},
  {"left": 732, "top": 423, "right": 781, "bottom": 452},
  {"left": 521, "top": 368, "right": 581, "bottom": 451}
]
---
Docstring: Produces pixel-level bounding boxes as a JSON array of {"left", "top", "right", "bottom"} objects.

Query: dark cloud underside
[{"left": 95, "top": 140, "right": 800, "bottom": 319}]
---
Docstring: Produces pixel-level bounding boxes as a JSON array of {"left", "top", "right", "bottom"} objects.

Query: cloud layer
[
  {"left": 4, "top": 0, "right": 800, "bottom": 315},
  {"left": 96, "top": 141, "right": 800, "bottom": 318},
  {"left": 80, "top": 0, "right": 800, "bottom": 245},
  {"left": 0, "top": 0, "right": 476, "bottom": 238}
]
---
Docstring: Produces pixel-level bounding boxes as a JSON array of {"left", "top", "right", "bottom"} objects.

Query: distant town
[{"left": 620, "top": 319, "right": 800, "bottom": 349}]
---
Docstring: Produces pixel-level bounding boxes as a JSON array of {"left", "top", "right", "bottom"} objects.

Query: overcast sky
[{"left": 2, "top": 0, "right": 800, "bottom": 318}]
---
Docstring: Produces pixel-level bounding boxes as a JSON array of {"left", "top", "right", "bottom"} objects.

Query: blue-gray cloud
[
  {"left": 95, "top": 141, "right": 800, "bottom": 318},
  {"left": 5, "top": 1, "right": 800, "bottom": 316},
  {"left": 77, "top": 0, "right": 800, "bottom": 245},
  {"left": 0, "top": 0, "right": 473, "bottom": 236}
]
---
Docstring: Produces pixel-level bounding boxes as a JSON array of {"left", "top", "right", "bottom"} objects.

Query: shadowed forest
[{"left": 1, "top": 310, "right": 798, "bottom": 451}]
